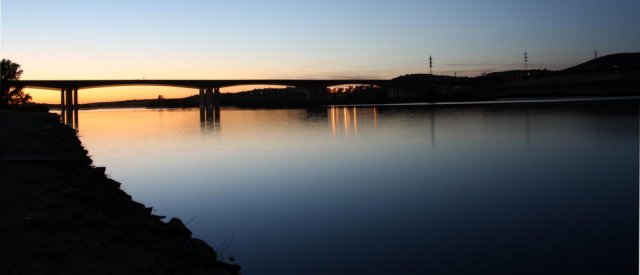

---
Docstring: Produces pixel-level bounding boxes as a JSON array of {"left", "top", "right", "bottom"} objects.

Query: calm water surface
[{"left": 76, "top": 101, "right": 639, "bottom": 274}]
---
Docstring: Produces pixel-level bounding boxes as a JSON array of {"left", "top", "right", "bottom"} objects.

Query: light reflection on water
[{"left": 77, "top": 102, "right": 638, "bottom": 275}]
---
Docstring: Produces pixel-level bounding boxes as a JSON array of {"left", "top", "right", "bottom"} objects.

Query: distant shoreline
[
  {"left": 44, "top": 94, "right": 640, "bottom": 111},
  {"left": 35, "top": 70, "right": 640, "bottom": 109},
  {"left": 327, "top": 95, "right": 640, "bottom": 107}
]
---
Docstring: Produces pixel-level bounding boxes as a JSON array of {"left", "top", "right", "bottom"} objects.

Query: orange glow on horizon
[{"left": 26, "top": 85, "right": 290, "bottom": 104}]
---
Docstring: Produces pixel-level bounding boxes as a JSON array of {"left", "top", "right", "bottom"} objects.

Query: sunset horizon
[
  {"left": 2, "top": 1, "right": 639, "bottom": 274},
  {"left": 4, "top": 0, "right": 639, "bottom": 103}
]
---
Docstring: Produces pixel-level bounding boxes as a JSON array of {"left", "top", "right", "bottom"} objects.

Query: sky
[{"left": 2, "top": 0, "right": 640, "bottom": 103}]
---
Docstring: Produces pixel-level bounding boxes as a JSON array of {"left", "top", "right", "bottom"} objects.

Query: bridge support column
[
  {"left": 199, "top": 88, "right": 205, "bottom": 122},
  {"left": 205, "top": 88, "right": 214, "bottom": 121},
  {"left": 59, "top": 87, "right": 79, "bottom": 126},
  {"left": 213, "top": 88, "right": 221, "bottom": 108},
  {"left": 60, "top": 88, "right": 66, "bottom": 121},
  {"left": 73, "top": 88, "right": 78, "bottom": 111},
  {"left": 199, "top": 88, "right": 205, "bottom": 109},
  {"left": 65, "top": 87, "right": 73, "bottom": 125},
  {"left": 199, "top": 87, "right": 221, "bottom": 127},
  {"left": 73, "top": 88, "right": 79, "bottom": 128}
]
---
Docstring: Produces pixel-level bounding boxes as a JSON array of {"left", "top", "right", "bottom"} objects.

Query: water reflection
[
  {"left": 60, "top": 108, "right": 79, "bottom": 129},
  {"left": 430, "top": 108, "right": 436, "bottom": 148},
  {"left": 525, "top": 108, "right": 531, "bottom": 148},
  {"left": 328, "top": 106, "right": 444, "bottom": 149},
  {"left": 200, "top": 105, "right": 221, "bottom": 132},
  {"left": 70, "top": 105, "right": 544, "bottom": 155},
  {"left": 328, "top": 106, "right": 379, "bottom": 138},
  {"left": 74, "top": 108, "right": 79, "bottom": 129},
  {"left": 75, "top": 102, "right": 639, "bottom": 275}
]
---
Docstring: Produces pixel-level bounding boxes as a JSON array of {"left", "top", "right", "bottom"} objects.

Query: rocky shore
[{"left": 0, "top": 111, "right": 240, "bottom": 274}]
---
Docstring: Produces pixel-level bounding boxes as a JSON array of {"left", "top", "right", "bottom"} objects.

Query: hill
[{"left": 564, "top": 53, "right": 640, "bottom": 72}]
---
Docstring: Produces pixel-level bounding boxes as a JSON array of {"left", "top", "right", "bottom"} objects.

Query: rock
[
  {"left": 92, "top": 166, "right": 108, "bottom": 179},
  {"left": 187, "top": 238, "right": 218, "bottom": 260},
  {"left": 107, "top": 179, "right": 121, "bottom": 188},
  {"left": 155, "top": 215, "right": 166, "bottom": 220},
  {"left": 95, "top": 166, "right": 106, "bottom": 174},
  {"left": 130, "top": 201, "right": 146, "bottom": 212},
  {"left": 166, "top": 218, "right": 192, "bottom": 240}
]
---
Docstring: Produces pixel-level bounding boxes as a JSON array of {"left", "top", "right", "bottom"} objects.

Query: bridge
[
  {"left": 4, "top": 79, "right": 391, "bottom": 90},
  {"left": 4, "top": 79, "right": 393, "bottom": 106},
  {"left": 3, "top": 78, "right": 397, "bottom": 126}
]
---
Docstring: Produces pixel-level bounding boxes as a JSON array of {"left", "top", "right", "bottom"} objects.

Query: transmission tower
[
  {"left": 429, "top": 56, "right": 433, "bottom": 75},
  {"left": 524, "top": 51, "right": 529, "bottom": 71}
]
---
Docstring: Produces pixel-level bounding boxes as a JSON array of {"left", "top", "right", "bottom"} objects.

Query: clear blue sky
[{"left": 2, "top": 0, "right": 640, "bottom": 80}]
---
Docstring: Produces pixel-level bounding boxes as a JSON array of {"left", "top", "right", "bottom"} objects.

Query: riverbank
[{"left": 0, "top": 111, "right": 240, "bottom": 274}]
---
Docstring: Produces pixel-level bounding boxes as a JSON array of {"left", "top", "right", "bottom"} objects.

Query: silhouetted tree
[{"left": 1, "top": 59, "right": 31, "bottom": 106}]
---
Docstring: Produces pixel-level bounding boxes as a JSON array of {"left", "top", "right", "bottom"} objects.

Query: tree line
[{"left": 1, "top": 59, "right": 31, "bottom": 106}]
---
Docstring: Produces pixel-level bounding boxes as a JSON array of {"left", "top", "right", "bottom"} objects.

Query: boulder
[
  {"left": 187, "top": 238, "right": 218, "bottom": 260},
  {"left": 167, "top": 218, "right": 192, "bottom": 240}
]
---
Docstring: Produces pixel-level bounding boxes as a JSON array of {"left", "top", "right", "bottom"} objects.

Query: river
[{"left": 75, "top": 99, "right": 639, "bottom": 274}]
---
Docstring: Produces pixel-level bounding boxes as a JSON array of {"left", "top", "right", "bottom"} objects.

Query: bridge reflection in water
[
  {"left": 60, "top": 106, "right": 79, "bottom": 129},
  {"left": 200, "top": 105, "right": 221, "bottom": 131},
  {"left": 63, "top": 104, "right": 222, "bottom": 132}
]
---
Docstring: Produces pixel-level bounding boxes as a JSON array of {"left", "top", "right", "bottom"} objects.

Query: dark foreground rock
[{"left": 0, "top": 111, "right": 240, "bottom": 275}]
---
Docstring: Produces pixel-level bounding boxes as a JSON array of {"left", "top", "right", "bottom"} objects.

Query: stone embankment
[{"left": 0, "top": 111, "right": 240, "bottom": 275}]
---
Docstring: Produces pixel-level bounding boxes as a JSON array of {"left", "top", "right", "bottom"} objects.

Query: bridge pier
[
  {"left": 199, "top": 88, "right": 205, "bottom": 109},
  {"left": 213, "top": 88, "right": 221, "bottom": 107},
  {"left": 199, "top": 88, "right": 205, "bottom": 122},
  {"left": 60, "top": 88, "right": 66, "bottom": 122},
  {"left": 199, "top": 87, "right": 221, "bottom": 123},
  {"left": 74, "top": 88, "right": 78, "bottom": 110},
  {"left": 205, "top": 88, "right": 213, "bottom": 121},
  {"left": 199, "top": 87, "right": 221, "bottom": 129},
  {"left": 73, "top": 88, "right": 79, "bottom": 128},
  {"left": 65, "top": 87, "right": 73, "bottom": 124},
  {"left": 59, "top": 87, "right": 78, "bottom": 126}
]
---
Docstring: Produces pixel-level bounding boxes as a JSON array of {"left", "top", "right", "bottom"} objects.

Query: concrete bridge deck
[{"left": 2, "top": 79, "right": 392, "bottom": 90}]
